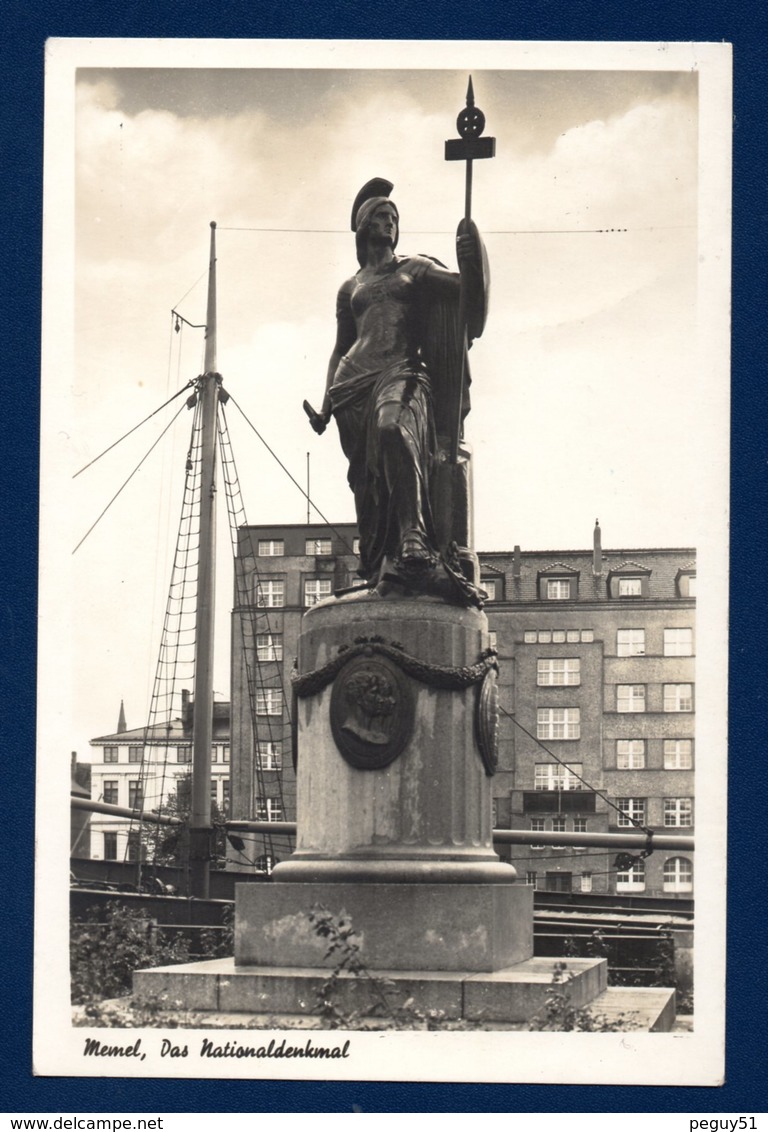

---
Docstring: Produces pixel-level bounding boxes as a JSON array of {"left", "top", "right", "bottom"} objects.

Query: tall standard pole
[{"left": 190, "top": 221, "right": 219, "bottom": 899}]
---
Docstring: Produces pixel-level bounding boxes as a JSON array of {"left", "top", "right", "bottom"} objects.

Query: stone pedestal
[
  {"left": 132, "top": 590, "right": 675, "bottom": 1030},
  {"left": 274, "top": 592, "right": 509, "bottom": 886}
]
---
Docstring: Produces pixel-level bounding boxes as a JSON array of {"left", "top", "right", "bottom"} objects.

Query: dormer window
[
  {"left": 607, "top": 563, "right": 651, "bottom": 599},
  {"left": 676, "top": 568, "right": 696, "bottom": 598},
  {"left": 537, "top": 565, "right": 579, "bottom": 601}
]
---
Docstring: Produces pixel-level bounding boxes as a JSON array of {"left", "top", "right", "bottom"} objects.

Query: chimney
[
  {"left": 512, "top": 545, "right": 522, "bottom": 579},
  {"left": 593, "top": 519, "right": 603, "bottom": 575},
  {"left": 117, "top": 699, "right": 126, "bottom": 733}
]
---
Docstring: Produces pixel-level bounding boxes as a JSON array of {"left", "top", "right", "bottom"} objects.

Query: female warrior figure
[{"left": 309, "top": 179, "right": 486, "bottom": 599}]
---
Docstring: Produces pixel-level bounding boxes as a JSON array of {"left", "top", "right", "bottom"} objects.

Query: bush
[{"left": 70, "top": 902, "right": 230, "bottom": 1005}]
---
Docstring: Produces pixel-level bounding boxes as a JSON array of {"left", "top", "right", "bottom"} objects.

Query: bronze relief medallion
[{"left": 330, "top": 651, "right": 414, "bottom": 770}]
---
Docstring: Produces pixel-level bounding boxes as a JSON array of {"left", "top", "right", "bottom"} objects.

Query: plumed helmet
[{"left": 351, "top": 178, "right": 398, "bottom": 266}]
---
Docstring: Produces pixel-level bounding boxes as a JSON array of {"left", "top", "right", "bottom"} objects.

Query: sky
[{"left": 47, "top": 47, "right": 720, "bottom": 761}]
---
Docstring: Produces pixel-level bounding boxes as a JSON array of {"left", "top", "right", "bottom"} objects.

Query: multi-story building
[
  {"left": 229, "top": 523, "right": 360, "bottom": 870},
  {"left": 89, "top": 692, "right": 231, "bottom": 862},
  {"left": 229, "top": 520, "right": 696, "bottom": 897},
  {"left": 480, "top": 523, "right": 695, "bottom": 899}
]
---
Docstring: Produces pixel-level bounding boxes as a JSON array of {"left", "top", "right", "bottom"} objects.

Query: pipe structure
[
  {"left": 72, "top": 801, "right": 694, "bottom": 850},
  {"left": 71, "top": 795, "right": 183, "bottom": 826}
]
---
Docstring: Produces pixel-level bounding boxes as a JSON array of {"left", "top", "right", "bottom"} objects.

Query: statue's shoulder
[{"left": 398, "top": 253, "right": 448, "bottom": 279}]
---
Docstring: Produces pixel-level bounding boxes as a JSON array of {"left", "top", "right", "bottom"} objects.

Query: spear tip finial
[{"left": 466, "top": 75, "right": 475, "bottom": 105}]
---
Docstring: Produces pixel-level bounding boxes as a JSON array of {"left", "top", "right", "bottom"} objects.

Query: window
[
  {"left": 617, "top": 684, "right": 646, "bottom": 712},
  {"left": 221, "top": 745, "right": 230, "bottom": 764},
  {"left": 617, "top": 628, "right": 645, "bottom": 657},
  {"left": 256, "top": 854, "right": 277, "bottom": 875},
  {"left": 537, "top": 708, "right": 580, "bottom": 740},
  {"left": 222, "top": 779, "right": 230, "bottom": 815},
  {"left": 677, "top": 571, "right": 696, "bottom": 598},
  {"left": 616, "top": 860, "right": 645, "bottom": 892},
  {"left": 581, "top": 629, "right": 594, "bottom": 642},
  {"left": 525, "top": 871, "right": 538, "bottom": 888},
  {"left": 177, "top": 746, "right": 192, "bottom": 764},
  {"left": 530, "top": 817, "right": 545, "bottom": 849},
  {"left": 103, "top": 832, "right": 118, "bottom": 861},
  {"left": 482, "top": 578, "right": 498, "bottom": 601},
  {"left": 546, "top": 579, "right": 571, "bottom": 600},
  {"left": 663, "top": 856, "right": 693, "bottom": 893},
  {"left": 255, "top": 579, "right": 284, "bottom": 608},
  {"left": 304, "top": 578, "right": 332, "bottom": 606},
  {"left": 128, "top": 746, "right": 142, "bottom": 763},
  {"left": 103, "top": 746, "right": 118, "bottom": 763},
  {"left": 664, "top": 798, "right": 693, "bottom": 827},
  {"left": 256, "top": 742, "right": 282, "bottom": 771},
  {"left": 617, "top": 739, "right": 646, "bottom": 769},
  {"left": 618, "top": 577, "right": 643, "bottom": 597},
  {"left": 126, "top": 832, "right": 142, "bottom": 862},
  {"left": 580, "top": 872, "right": 593, "bottom": 893},
  {"left": 256, "top": 689, "right": 282, "bottom": 716},
  {"left": 103, "top": 780, "right": 118, "bottom": 806},
  {"left": 573, "top": 816, "right": 588, "bottom": 851},
  {"left": 664, "top": 628, "right": 693, "bottom": 656},
  {"left": 617, "top": 797, "right": 646, "bottom": 827},
  {"left": 552, "top": 631, "right": 566, "bottom": 643},
  {"left": 306, "top": 537, "right": 332, "bottom": 556},
  {"left": 535, "top": 762, "right": 583, "bottom": 791},
  {"left": 255, "top": 796, "right": 283, "bottom": 822},
  {"left": 664, "top": 739, "right": 693, "bottom": 769},
  {"left": 537, "top": 658, "right": 580, "bottom": 686},
  {"left": 551, "top": 815, "right": 567, "bottom": 847},
  {"left": 128, "top": 781, "right": 143, "bottom": 810},
  {"left": 258, "top": 539, "right": 284, "bottom": 557},
  {"left": 211, "top": 745, "right": 218, "bottom": 763},
  {"left": 524, "top": 631, "right": 537, "bottom": 643},
  {"left": 352, "top": 537, "right": 361, "bottom": 555},
  {"left": 257, "top": 633, "right": 283, "bottom": 662},
  {"left": 210, "top": 780, "right": 219, "bottom": 805},
  {"left": 545, "top": 872, "right": 572, "bottom": 893},
  {"left": 664, "top": 684, "right": 693, "bottom": 712}
]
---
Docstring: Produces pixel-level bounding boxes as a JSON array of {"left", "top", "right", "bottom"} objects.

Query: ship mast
[{"left": 189, "top": 221, "right": 219, "bottom": 899}]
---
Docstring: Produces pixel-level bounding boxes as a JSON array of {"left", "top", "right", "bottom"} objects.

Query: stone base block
[
  {"left": 234, "top": 881, "right": 533, "bottom": 973},
  {"left": 132, "top": 956, "right": 667, "bottom": 1029}
]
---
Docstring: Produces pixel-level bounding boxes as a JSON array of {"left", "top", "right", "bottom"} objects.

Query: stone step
[
  {"left": 134, "top": 955, "right": 615, "bottom": 1026},
  {"left": 583, "top": 986, "right": 677, "bottom": 1033}
]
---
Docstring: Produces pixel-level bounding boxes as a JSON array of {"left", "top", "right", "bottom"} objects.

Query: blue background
[{"left": 2, "top": 0, "right": 764, "bottom": 1114}]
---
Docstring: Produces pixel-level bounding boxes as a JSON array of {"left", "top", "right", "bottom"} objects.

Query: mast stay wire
[
  {"left": 217, "top": 402, "right": 294, "bottom": 864},
  {"left": 227, "top": 393, "right": 356, "bottom": 558},
  {"left": 498, "top": 701, "right": 656, "bottom": 837},
  {"left": 72, "top": 381, "right": 195, "bottom": 480},
  {"left": 72, "top": 402, "right": 189, "bottom": 555}
]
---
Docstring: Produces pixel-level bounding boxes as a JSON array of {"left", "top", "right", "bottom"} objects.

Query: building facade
[
  {"left": 88, "top": 692, "right": 231, "bottom": 863},
  {"left": 229, "top": 520, "right": 696, "bottom": 897}
]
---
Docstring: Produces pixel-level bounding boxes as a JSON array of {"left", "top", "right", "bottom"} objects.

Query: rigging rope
[
  {"left": 217, "top": 402, "right": 295, "bottom": 864},
  {"left": 122, "top": 398, "right": 205, "bottom": 881},
  {"left": 499, "top": 704, "right": 651, "bottom": 833},
  {"left": 72, "top": 382, "right": 194, "bottom": 480},
  {"left": 227, "top": 393, "right": 356, "bottom": 557},
  {"left": 72, "top": 402, "right": 188, "bottom": 555}
]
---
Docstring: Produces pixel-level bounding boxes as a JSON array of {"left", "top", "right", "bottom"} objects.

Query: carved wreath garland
[{"left": 291, "top": 635, "right": 498, "bottom": 698}]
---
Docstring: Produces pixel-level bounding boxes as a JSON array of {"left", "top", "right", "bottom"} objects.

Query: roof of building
[{"left": 478, "top": 547, "right": 696, "bottom": 603}]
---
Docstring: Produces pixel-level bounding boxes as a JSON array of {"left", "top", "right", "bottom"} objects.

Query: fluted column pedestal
[{"left": 235, "top": 591, "right": 532, "bottom": 973}]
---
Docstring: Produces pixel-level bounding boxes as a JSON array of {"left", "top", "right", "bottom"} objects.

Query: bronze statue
[{"left": 308, "top": 177, "right": 488, "bottom": 604}]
